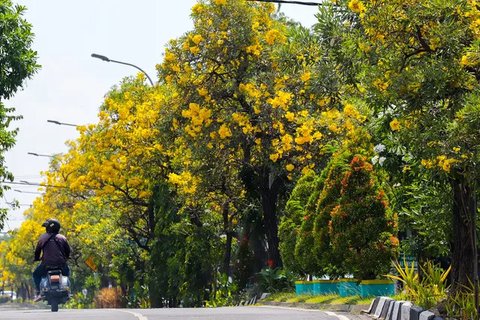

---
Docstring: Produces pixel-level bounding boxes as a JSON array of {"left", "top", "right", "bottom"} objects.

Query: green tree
[
  {"left": 318, "top": 0, "right": 480, "bottom": 289},
  {"left": 284, "top": 128, "right": 398, "bottom": 280},
  {"left": 0, "top": 0, "right": 39, "bottom": 229}
]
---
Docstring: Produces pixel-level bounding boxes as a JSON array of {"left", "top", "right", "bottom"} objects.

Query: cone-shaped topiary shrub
[
  {"left": 327, "top": 153, "right": 398, "bottom": 279},
  {"left": 279, "top": 172, "right": 323, "bottom": 276}
]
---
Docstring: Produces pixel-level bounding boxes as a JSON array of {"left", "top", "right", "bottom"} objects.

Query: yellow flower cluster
[
  {"left": 182, "top": 102, "right": 212, "bottom": 137},
  {"left": 460, "top": 52, "right": 479, "bottom": 67},
  {"left": 421, "top": 156, "right": 458, "bottom": 173},
  {"left": 389, "top": 118, "right": 401, "bottom": 131},
  {"left": 268, "top": 91, "right": 293, "bottom": 110},
  {"left": 239, "top": 82, "right": 262, "bottom": 100},
  {"left": 436, "top": 155, "right": 457, "bottom": 173},
  {"left": 373, "top": 78, "right": 389, "bottom": 91},
  {"left": 295, "top": 120, "right": 322, "bottom": 145},
  {"left": 191, "top": 3, "right": 205, "bottom": 15},
  {"left": 343, "top": 103, "right": 366, "bottom": 122},
  {"left": 269, "top": 131, "right": 298, "bottom": 163},
  {"left": 465, "top": 0, "right": 480, "bottom": 36},
  {"left": 218, "top": 124, "right": 232, "bottom": 139},
  {"left": 246, "top": 43, "right": 262, "bottom": 56},
  {"left": 281, "top": 133, "right": 294, "bottom": 152},
  {"left": 192, "top": 34, "right": 203, "bottom": 45},
  {"left": 265, "top": 29, "right": 286, "bottom": 45},
  {"left": 300, "top": 72, "right": 311, "bottom": 83},
  {"left": 182, "top": 34, "right": 205, "bottom": 56},
  {"left": 164, "top": 50, "right": 176, "bottom": 63},
  {"left": 168, "top": 171, "right": 198, "bottom": 194},
  {"left": 232, "top": 112, "right": 254, "bottom": 134},
  {"left": 284, "top": 111, "right": 295, "bottom": 122},
  {"left": 348, "top": 0, "right": 366, "bottom": 14}
]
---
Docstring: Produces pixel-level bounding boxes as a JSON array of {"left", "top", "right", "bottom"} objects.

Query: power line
[
  {"left": 3, "top": 180, "right": 102, "bottom": 191},
  {"left": 2, "top": 181, "right": 66, "bottom": 189},
  {"left": 2, "top": 181, "right": 43, "bottom": 186},
  {"left": 246, "top": 0, "right": 324, "bottom": 6}
]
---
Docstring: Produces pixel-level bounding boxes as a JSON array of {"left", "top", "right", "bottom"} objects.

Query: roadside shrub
[
  {"left": 205, "top": 272, "right": 239, "bottom": 307},
  {"left": 94, "top": 287, "right": 123, "bottom": 308},
  {"left": 256, "top": 268, "right": 295, "bottom": 293},
  {"left": 65, "top": 292, "right": 94, "bottom": 309},
  {"left": 283, "top": 129, "right": 397, "bottom": 280},
  {"left": 387, "top": 259, "right": 450, "bottom": 310},
  {"left": 445, "top": 282, "right": 478, "bottom": 320},
  {"left": 279, "top": 172, "right": 318, "bottom": 276}
]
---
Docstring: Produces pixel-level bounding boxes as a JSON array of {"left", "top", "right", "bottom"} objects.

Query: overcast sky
[{"left": 2, "top": 0, "right": 319, "bottom": 231}]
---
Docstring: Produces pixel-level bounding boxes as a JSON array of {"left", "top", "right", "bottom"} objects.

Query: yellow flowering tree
[
  {"left": 52, "top": 78, "right": 168, "bottom": 254},
  {"left": 0, "top": 217, "right": 41, "bottom": 299},
  {"left": 158, "top": 0, "right": 362, "bottom": 269},
  {"left": 4, "top": 77, "right": 174, "bottom": 304}
]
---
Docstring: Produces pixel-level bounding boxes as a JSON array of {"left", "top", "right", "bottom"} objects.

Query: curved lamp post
[
  {"left": 47, "top": 119, "right": 79, "bottom": 127},
  {"left": 27, "top": 152, "right": 55, "bottom": 158},
  {"left": 91, "top": 53, "right": 154, "bottom": 86}
]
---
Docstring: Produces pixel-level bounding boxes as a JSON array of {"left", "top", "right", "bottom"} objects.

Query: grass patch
[
  {"left": 265, "top": 293, "right": 374, "bottom": 305},
  {"left": 304, "top": 294, "right": 337, "bottom": 304},
  {"left": 263, "top": 292, "right": 297, "bottom": 302},
  {"left": 328, "top": 295, "right": 372, "bottom": 305},
  {"left": 285, "top": 294, "right": 314, "bottom": 303}
]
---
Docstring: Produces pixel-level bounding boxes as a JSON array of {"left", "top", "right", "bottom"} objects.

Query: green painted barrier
[
  {"left": 295, "top": 281, "right": 314, "bottom": 295},
  {"left": 312, "top": 280, "right": 338, "bottom": 295},
  {"left": 338, "top": 279, "right": 361, "bottom": 297},
  {"left": 359, "top": 280, "right": 395, "bottom": 297},
  {"left": 296, "top": 278, "right": 394, "bottom": 297}
]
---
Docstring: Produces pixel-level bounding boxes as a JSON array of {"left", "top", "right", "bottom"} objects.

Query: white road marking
[
  {"left": 257, "top": 305, "right": 353, "bottom": 319},
  {"left": 257, "top": 305, "right": 322, "bottom": 312},
  {"left": 326, "top": 311, "right": 351, "bottom": 320},
  {"left": 116, "top": 310, "right": 149, "bottom": 320}
]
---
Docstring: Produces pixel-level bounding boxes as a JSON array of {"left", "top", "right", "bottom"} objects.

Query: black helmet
[{"left": 42, "top": 219, "right": 61, "bottom": 234}]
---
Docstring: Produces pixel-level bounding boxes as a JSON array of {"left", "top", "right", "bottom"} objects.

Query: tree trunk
[
  {"left": 224, "top": 233, "right": 232, "bottom": 275},
  {"left": 451, "top": 176, "right": 477, "bottom": 293},
  {"left": 222, "top": 202, "right": 233, "bottom": 277},
  {"left": 239, "top": 164, "right": 283, "bottom": 269},
  {"left": 260, "top": 173, "right": 283, "bottom": 269}
]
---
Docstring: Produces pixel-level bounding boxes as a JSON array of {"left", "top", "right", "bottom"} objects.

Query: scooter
[{"left": 39, "top": 267, "right": 71, "bottom": 312}]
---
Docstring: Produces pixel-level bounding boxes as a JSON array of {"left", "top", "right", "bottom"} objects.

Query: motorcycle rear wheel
[{"left": 51, "top": 299, "right": 59, "bottom": 312}]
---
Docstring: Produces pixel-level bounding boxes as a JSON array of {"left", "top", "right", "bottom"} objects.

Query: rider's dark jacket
[{"left": 34, "top": 233, "right": 71, "bottom": 266}]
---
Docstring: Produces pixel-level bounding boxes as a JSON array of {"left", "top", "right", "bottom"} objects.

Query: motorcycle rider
[{"left": 33, "top": 218, "right": 71, "bottom": 301}]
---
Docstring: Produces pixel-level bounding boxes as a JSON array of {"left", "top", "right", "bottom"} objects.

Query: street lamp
[
  {"left": 19, "top": 180, "right": 35, "bottom": 185},
  {"left": 27, "top": 152, "right": 55, "bottom": 158},
  {"left": 91, "top": 53, "right": 154, "bottom": 86},
  {"left": 5, "top": 201, "right": 31, "bottom": 208},
  {"left": 47, "top": 119, "right": 79, "bottom": 127}
]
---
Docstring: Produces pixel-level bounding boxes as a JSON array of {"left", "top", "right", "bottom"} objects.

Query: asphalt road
[{"left": 0, "top": 306, "right": 356, "bottom": 320}]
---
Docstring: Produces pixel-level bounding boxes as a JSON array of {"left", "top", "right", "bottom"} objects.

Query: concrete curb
[
  {"left": 258, "top": 301, "right": 370, "bottom": 313},
  {"left": 361, "top": 297, "right": 442, "bottom": 320}
]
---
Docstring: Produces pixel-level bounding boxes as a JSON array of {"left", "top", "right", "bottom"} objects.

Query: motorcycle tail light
[{"left": 50, "top": 275, "right": 60, "bottom": 282}]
